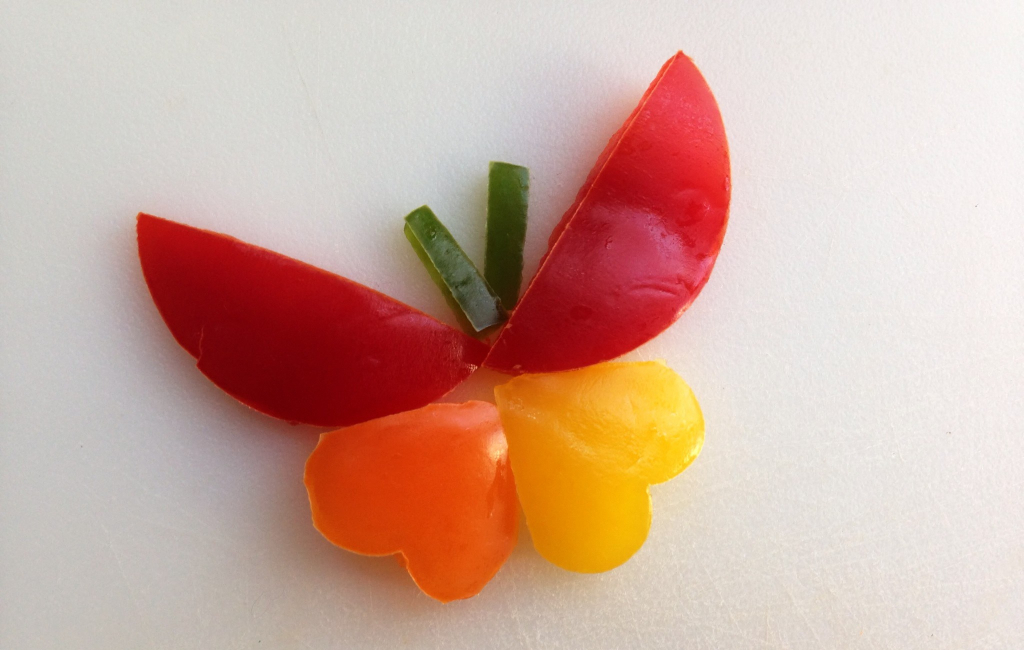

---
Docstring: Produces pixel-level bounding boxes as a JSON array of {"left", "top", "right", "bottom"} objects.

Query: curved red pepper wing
[
  {"left": 485, "top": 52, "right": 730, "bottom": 374},
  {"left": 137, "top": 214, "right": 487, "bottom": 426}
]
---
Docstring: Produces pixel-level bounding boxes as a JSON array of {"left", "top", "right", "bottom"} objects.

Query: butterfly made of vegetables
[{"left": 136, "top": 52, "right": 730, "bottom": 602}]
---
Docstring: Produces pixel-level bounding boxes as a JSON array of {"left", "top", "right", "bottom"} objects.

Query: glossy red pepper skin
[
  {"left": 137, "top": 214, "right": 488, "bottom": 427},
  {"left": 485, "top": 52, "right": 730, "bottom": 374}
]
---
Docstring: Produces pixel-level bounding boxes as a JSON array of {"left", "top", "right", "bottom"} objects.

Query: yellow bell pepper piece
[{"left": 494, "top": 361, "right": 704, "bottom": 573}]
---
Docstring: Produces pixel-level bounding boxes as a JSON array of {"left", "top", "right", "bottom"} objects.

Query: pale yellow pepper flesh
[{"left": 494, "top": 361, "right": 704, "bottom": 573}]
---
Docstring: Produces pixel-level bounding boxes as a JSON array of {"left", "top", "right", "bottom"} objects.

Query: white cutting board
[{"left": 2, "top": 2, "right": 1022, "bottom": 648}]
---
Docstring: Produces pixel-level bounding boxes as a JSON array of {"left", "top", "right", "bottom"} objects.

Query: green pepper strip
[
  {"left": 484, "top": 162, "right": 530, "bottom": 310},
  {"left": 403, "top": 223, "right": 474, "bottom": 335},
  {"left": 404, "top": 206, "right": 506, "bottom": 335}
]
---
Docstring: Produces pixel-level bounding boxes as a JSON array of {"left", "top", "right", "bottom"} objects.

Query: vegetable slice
[
  {"left": 484, "top": 162, "right": 530, "bottom": 309},
  {"left": 403, "top": 222, "right": 474, "bottom": 334},
  {"left": 404, "top": 206, "right": 505, "bottom": 334},
  {"left": 137, "top": 213, "right": 487, "bottom": 427},
  {"left": 494, "top": 361, "right": 703, "bottom": 573},
  {"left": 305, "top": 401, "right": 519, "bottom": 602},
  {"left": 485, "top": 52, "right": 731, "bottom": 374}
]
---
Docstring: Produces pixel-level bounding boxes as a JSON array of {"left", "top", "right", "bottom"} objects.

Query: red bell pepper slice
[
  {"left": 137, "top": 214, "right": 487, "bottom": 427},
  {"left": 485, "top": 52, "right": 730, "bottom": 374}
]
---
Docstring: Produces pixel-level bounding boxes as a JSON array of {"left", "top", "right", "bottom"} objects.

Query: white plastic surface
[{"left": 2, "top": 2, "right": 1023, "bottom": 648}]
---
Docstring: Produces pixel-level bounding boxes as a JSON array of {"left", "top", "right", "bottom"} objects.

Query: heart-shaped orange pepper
[{"left": 304, "top": 401, "right": 518, "bottom": 602}]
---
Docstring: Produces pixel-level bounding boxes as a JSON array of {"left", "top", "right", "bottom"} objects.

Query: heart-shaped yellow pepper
[{"left": 494, "top": 361, "right": 704, "bottom": 573}]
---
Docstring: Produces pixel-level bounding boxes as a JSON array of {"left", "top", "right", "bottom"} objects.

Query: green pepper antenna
[
  {"left": 484, "top": 162, "right": 530, "bottom": 310},
  {"left": 404, "top": 205, "right": 506, "bottom": 335}
]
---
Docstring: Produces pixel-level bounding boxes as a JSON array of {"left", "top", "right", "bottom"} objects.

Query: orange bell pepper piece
[{"left": 304, "top": 401, "right": 518, "bottom": 602}]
